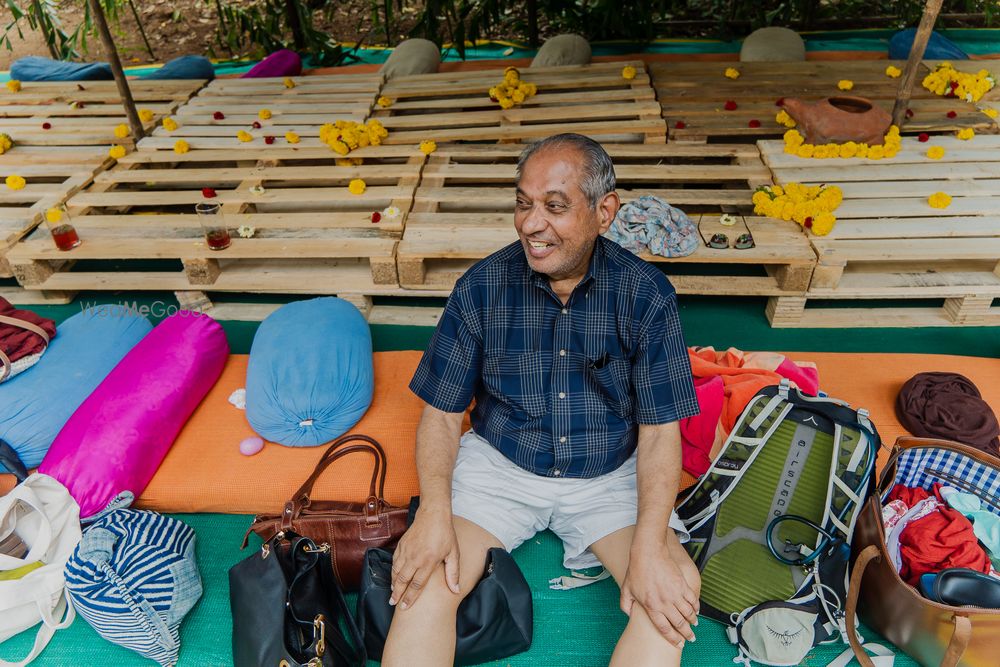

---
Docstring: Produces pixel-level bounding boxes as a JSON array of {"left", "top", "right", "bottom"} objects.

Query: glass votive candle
[
  {"left": 195, "top": 201, "right": 232, "bottom": 250},
  {"left": 45, "top": 205, "right": 81, "bottom": 251}
]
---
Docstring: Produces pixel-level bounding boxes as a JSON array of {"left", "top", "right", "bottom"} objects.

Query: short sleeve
[
  {"left": 409, "top": 288, "right": 482, "bottom": 413},
  {"left": 631, "top": 293, "right": 699, "bottom": 424}
]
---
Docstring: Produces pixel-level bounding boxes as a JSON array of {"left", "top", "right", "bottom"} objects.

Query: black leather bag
[
  {"left": 230, "top": 532, "right": 365, "bottom": 667},
  {"left": 357, "top": 546, "right": 533, "bottom": 666}
]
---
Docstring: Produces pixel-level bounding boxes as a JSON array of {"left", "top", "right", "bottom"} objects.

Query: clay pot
[{"left": 782, "top": 96, "right": 892, "bottom": 145}]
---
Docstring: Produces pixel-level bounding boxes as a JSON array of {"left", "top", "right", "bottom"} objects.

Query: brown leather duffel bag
[
  {"left": 846, "top": 437, "right": 1000, "bottom": 667},
  {"left": 243, "top": 434, "right": 411, "bottom": 591}
]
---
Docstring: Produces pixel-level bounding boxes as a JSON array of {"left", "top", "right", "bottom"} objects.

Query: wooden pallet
[
  {"left": 651, "top": 60, "right": 998, "bottom": 143},
  {"left": 0, "top": 79, "right": 204, "bottom": 147},
  {"left": 760, "top": 134, "right": 1000, "bottom": 327},
  {"left": 373, "top": 61, "right": 666, "bottom": 145},
  {"left": 395, "top": 143, "right": 810, "bottom": 295},
  {"left": 145, "top": 74, "right": 382, "bottom": 145},
  {"left": 0, "top": 146, "right": 110, "bottom": 277},
  {"left": 4, "top": 144, "right": 426, "bottom": 294}
]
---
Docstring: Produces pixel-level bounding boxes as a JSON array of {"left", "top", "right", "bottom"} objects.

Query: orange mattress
[{"left": 1, "top": 351, "right": 998, "bottom": 514}]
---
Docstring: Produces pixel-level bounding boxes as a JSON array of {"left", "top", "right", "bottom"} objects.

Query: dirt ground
[{"left": 1, "top": 0, "right": 422, "bottom": 70}]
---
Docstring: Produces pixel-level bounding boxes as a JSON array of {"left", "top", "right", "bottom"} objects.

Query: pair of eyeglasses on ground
[{"left": 706, "top": 232, "right": 755, "bottom": 249}]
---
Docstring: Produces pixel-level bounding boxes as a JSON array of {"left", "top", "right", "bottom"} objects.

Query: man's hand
[
  {"left": 620, "top": 540, "right": 699, "bottom": 648},
  {"left": 389, "top": 506, "right": 461, "bottom": 610}
]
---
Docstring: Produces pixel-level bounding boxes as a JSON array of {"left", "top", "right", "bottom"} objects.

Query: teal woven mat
[{"left": 0, "top": 513, "right": 917, "bottom": 666}]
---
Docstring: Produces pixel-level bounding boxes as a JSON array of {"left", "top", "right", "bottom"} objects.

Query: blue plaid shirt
[{"left": 410, "top": 236, "right": 699, "bottom": 478}]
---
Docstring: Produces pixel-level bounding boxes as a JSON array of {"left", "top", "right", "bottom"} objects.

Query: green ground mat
[{"left": 0, "top": 513, "right": 915, "bottom": 667}]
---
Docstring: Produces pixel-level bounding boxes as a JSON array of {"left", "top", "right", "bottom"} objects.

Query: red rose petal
[
  {"left": 724, "top": 100, "right": 738, "bottom": 111},
  {"left": 252, "top": 121, "right": 262, "bottom": 129},
  {"left": 748, "top": 119, "right": 761, "bottom": 128},
  {"left": 202, "top": 187, "right": 218, "bottom": 198},
  {"left": 674, "top": 121, "right": 686, "bottom": 129},
  {"left": 371, "top": 211, "right": 381, "bottom": 223},
  {"left": 946, "top": 110, "right": 958, "bottom": 118},
  {"left": 264, "top": 136, "right": 275, "bottom": 144},
  {"left": 804, "top": 217, "right": 813, "bottom": 228},
  {"left": 489, "top": 96, "right": 498, "bottom": 102},
  {"left": 950, "top": 80, "right": 959, "bottom": 89},
  {"left": 918, "top": 133, "right": 930, "bottom": 142},
  {"left": 905, "top": 108, "right": 914, "bottom": 118},
  {"left": 213, "top": 111, "right": 225, "bottom": 120},
  {"left": 776, "top": 98, "right": 785, "bottom": 107},
  {"left": 42, "top": 122, "right": 51, "bottom": 130}
]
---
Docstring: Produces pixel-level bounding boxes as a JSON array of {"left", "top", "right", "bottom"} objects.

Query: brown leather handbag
[
  {"left": 846, "top": 437, "right": 1000, "bottom": 667},
  {"left": 243, "top": 434, "right": 411, "bottom": 592}
]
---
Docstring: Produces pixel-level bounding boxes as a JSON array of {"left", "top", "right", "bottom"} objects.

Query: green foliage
[{"left": 2, "top": 0, "right": 126, "bottom": 59}]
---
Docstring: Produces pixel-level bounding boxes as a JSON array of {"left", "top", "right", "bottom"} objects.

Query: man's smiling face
[{"left": 514, "top": 145, "right": 613, "bottom": 283}]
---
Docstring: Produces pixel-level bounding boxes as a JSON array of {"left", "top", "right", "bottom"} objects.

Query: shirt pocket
[
  {"left": 587, "top": 355, "right": 635, "bottom": 420},
  {"left": 482, "top": 351, "right": 551, "bottom": 418}
]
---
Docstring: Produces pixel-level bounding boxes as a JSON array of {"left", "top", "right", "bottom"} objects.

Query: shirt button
[
  {"left": 552, "top": 469, "right": 562, "bottom": 477},
  {"left": 561, "top": 308, "right": 568, "bottom": 315},
  {"left": 559, "top": 349, "right": 566, "bottom": 357},
  {"left": 559, "top": 436, "right": 567, "bottom": 443},
  {"left": 558, "top": 392, "right": 566, "bottom": 399}
]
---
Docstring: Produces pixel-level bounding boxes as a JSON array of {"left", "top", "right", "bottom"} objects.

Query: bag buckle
[
  {"left": 303, "top": 543, "right": 330, "bottom": 554},
  {"left": 313, "top": 615, "right": 326, "bottom": 657}
]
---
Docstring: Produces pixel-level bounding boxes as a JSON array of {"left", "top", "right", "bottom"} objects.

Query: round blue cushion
[
  {"left": 0, "top": 309, "right": 152, "bottom": 472},
  {"left": 246, "top": 298, "right": 373, "bottom": 447}
]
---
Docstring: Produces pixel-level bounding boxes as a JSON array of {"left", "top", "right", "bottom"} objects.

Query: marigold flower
[
  {"left": 162, "top": 117, "right": 179, "bottom": 131},
  {"left": 284, "top": 77, "right": 295, "bottom": 89},
  {"left": 419, "top": 140, "right": 437, "bottom": 155},
  {"left": 957, "top": 128, "right": 975, "bottom": 140},
  {"left": 258, "top": 109, "right": 272, "bottom": 120},
  {"left": 498, "top": 97, "right": 515, "bottom": 109},
  {"left": 348, "top": 179, "right": 366, "bottom": 195},
  {"left": 237, "top": 130, "right": 253, "bottom": 143},
  {"left": 0, "top": 133, "right": 13, "bottom": 154},
  {"left": 724, "top": 67, "right": 740, "bottom": 79},
  {"left": 928, "top": 192, "right": 952, "bottom": 209},
  {"left": 812, "top": 212, "right": 836, "bottom": 235},
  {"left": 377, "top": 96, "right": 392, "bottom": 108},
  {"left": 5, "top": 174, "right": 26, "bottom": 190},
  {"left": 330, "top": 140, "right": 349, "bottom": 155},
  {"left": 982, "top": 107, "right": 999, "bottom": 118},
  {"left": 285, "top": 131, "right": 300, "bottom": 144},
  {"left": 173, "top": 139, "right": 190, "bottom": 154},
  {"left": 138, "top": 109, "right": 154, "bottom": 122},
  {"left": 926, "top": 146, "right": 945, "bottom": 160},
  {"left": 775, "top": 110, "right": 796, "bottom": 128},
  {"left": 108, "top": 144, "right": 127, "bottom": 159},
  {"left": 621, "top": 65, "right": 637, "bottom": 80},
  {"left": 6, "top": 80, "right": 21, "bottom": 93},
  {"left": 46, "top": 208, "right": 62, "bottom": 224},
  {"left": 885, "top": 65, "right": 902, "bottom": 78},
  {"left": 838, "top": 80, "right": 854, "bottom": 91},
  {"left": 113, "top": 124, "right": 130, "bottom": 138}
]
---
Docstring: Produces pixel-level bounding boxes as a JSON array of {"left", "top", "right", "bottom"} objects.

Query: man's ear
[{"left": 597, "top": 191, "right": 621, "bottom": 235}]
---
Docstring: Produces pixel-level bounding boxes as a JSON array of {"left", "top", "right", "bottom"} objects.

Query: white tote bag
[{"left": 0, "top": 473, "right": 81, "bottom": 666}]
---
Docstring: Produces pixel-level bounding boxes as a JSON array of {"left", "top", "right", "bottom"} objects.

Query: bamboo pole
[
  {"left": 86, "top": 0, "right": 145, "bottom": 140},
  {"left": 892, "top": 0, "right": 945, "bottom": 128}
]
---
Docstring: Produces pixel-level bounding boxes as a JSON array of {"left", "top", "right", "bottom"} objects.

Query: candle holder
[{"left": 195, "top": 201, "right": 231, "bottom": 251}]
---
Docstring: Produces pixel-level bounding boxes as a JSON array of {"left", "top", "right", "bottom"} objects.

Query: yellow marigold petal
[
  {"left": 838, "top": 79, "right": 854, "bottom": 91},
  {"left": 957, "top": 128, "right": 975, "bottom": 140},
  {"left": 108, "top": 144, "right": 127, "bottom": 159},
  {"left": 724, "top": 67, "right": 740, "bottom": 79},
  {"left": 237, "top": 130, "right": 253, "bottom": 143},
  {"left": 46, "top": 207, "right": 62, "bottom": 224},
  {"left": 6, "top": 80, "right": 22, "bottom": 93},
  {"left": 285, "top": 131, "right": 300, "bottom": 144},
  {"left": 885, "top": 65, "right": 902, "bottom": 78},
  {"left": 348, "top": 178, "right": 366, "bottom": 195},
  {"left": 162, "top": 117, "right": 178, "bottom": 131},
  {"left": 284, "top": 77, "right": 295, "bottom": 89},
  {"left": 173, "top": 139, "right": 190, "bottom": 154},
  {"left": 926, "top": 146, "right": 945, "bottom": 159},
  {"left": 621, "top": 65, "right": 637, "bottom": 80},
  {"left": 419, "top": 140, "right": 437, "bottom": 155},
  {"left": 138, "top": 109, "right": 154, "bottom": 122},
  {"left": 5, "top": 174, "right": 26, "bottom": 190},
  {"left": 258, "top": 109, "right": 272, "bottom": 120},
  {"left": 113, "top": 124, "right": 130, "bottom": 139},
  {"left": 377, "top": 96, "right": 392, "bottom": 108}
]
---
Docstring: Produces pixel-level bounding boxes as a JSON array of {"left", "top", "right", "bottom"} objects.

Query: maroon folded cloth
[
  {"left": 241, "top": 49, "right": 302, "bottom": 78},
  {"left": 0, "top": 297, "right": 56, "bottom": 363},
  {"left": 896, "top": 372, "right": 999, "bottom": 456}
]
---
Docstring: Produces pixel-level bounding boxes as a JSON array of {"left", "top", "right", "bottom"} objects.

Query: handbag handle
[
  {"left": 292, "top": 434, "right": 390, "bottom": 504},
  {"left": 0, "top": 314, "right": 50, "bottom": 383}
]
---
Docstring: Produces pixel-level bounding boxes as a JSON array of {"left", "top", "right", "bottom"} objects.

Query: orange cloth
[{"left": 2, "top": 351, "right": 998, "bottom": 513}]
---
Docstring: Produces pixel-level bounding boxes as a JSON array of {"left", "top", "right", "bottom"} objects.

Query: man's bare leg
[
  {"left": 382, "top": 517, "right": 504, "bottom": 667},
  {"left": 590, "top": 526, "right": 701, "bottom": 667}
]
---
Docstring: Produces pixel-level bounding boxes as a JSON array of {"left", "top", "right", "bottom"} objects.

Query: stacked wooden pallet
[
  {"left": 4, "top": 144, "right": 427, "bottom": 296},
  {"left": 396, "top": 143, "right": 813, "bottom": 301},
  {"left": 373, "top": 61, "right": 666, "bottom": 145},
  {"left": 0, "top": 79, "right": 204, "bottom": 147},
  {"left": 760, "top": 134, "right": 1000, "bottom": 327},
  {"left": 142, "top": 74, "right": 382, "bottom": 147},
  {"left": 651, "top": 61, "right": 998, "bottom": 143}
]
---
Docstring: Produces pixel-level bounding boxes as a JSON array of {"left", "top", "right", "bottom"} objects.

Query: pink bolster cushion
[{"left": 39, "top": 312, "right": 229, "bottom": 519}]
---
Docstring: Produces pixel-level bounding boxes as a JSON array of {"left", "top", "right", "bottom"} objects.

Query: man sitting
[{"left": 384, "top": 133, "right": 701, "bottom": 666}]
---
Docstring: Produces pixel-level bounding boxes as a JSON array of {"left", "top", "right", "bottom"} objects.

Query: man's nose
[{"left": 520, "top": 204, "right": 548, "bottom": 235}]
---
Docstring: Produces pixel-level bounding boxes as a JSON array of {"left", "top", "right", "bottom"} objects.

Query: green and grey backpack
[{"left": 676, "top": 380, "right": 884, "bottom": 666}]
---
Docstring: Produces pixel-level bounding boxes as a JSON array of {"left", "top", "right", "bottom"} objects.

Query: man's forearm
[
  {"left": 414, "top": 405, "right": 465, "bottom": 513},
  {"left": 632, "top": 421, "right": 683, "bottom": 550}
]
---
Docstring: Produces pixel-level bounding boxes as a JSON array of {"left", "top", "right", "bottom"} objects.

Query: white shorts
[{"left": 451, "top": 430, "right": 689, "bottom": 570}]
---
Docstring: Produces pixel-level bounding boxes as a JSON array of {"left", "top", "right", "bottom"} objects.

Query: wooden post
[
  {"left": 891, "top": 0, "right": 944, "bottom": 128},
  {"left": 86, "top": 0, "right": 145, "bottom": 140}
]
